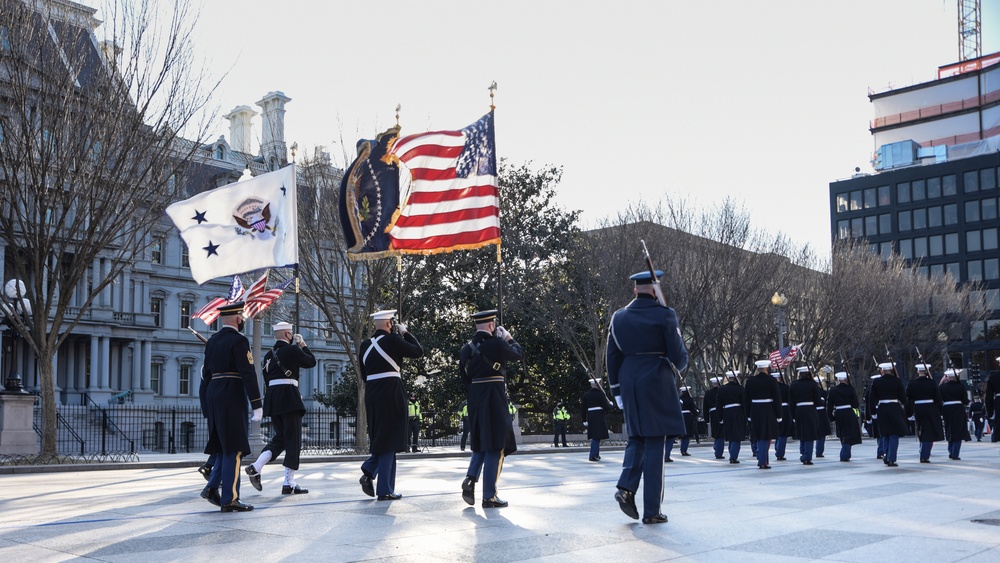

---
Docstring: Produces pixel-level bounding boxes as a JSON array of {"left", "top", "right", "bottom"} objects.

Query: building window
[
  {"left": 879, "top": 213, "right": 891, "bottom": 234},
  {"left": 863, "top": 188, "right": 876, "bottom": 209},
  {"left": 181, "top": 244, "right": 190, "bottom": 267},
  {"left": 965, "top": 170, "right": 979, "bottom": 193},
  {"left": 912, "top": 208, "right": 927, "bottom": 230},
  {"left": 929, "top": 235, "right": 943, "bottom": 257},
  {"left": 150, "top": 363, "right": 162, "bottom": 395},
  {"left": 851, "top": 218, "right": 863, "bottom": 238},
  {"left": 912, "top": 181, "right": 925, "bottom": 201},
  {"left": 880, "top": 242, "right": 893, "bottom": 260},
  {"left": 151, "top": 238, "right": 163, "bottom": 264},
  {"left": 836, "top": 193, "right": 849, "bottom": 213},
  {"left": 151, "top": 297, "right": 163, "bottom": 327},
  {"left": 180, "top": 300, "right": 192, "bottom": 329},
  {"left": 877, "top": 185, "right": 891, "bottom": 206},
  {"left": 968, "top": 230, "right": 982, "bottom": 252},
  {"left": 930, "top": 264, "right": 944, "bottom": 279},
  {"left": 897, "top": 183, "right": 910, "bottom": 204},
  {"left": 913, "top": 237, "right": 928, "bottom": 259},
  {"left": 927, "top": 206, "right": 942, "bottom": 228},
  {"left": 983, "top": 168, "right": 997, "bottom": 191},
  {"left": 215, "top": 145, "right": 225, "bottom": 160},
  {"left": 210, "top": 317, "right": 220, "bottom": 331},
  {"left": 849, "top": 190, "right": 862, "bottom": 211},
  {"left": 944, "top": 203, "right": 958, "bottom": 225},
  {"left": 989, "top": 320, "right": 1000, "bottom": 340},
  {"left": 837, "top": 220, "right": 850, "bottom": 239},
  {"left": 942, "top": 174, "right": 956, "bottom": 196},
  {"left": 982, "top": 198, "right": 997, "bottom": 221},
  {"left": 969, "top": 260, "right": 983, "bottom": 280},
  {"left": 899, "top": 239, "right": 912, "bottom": 259},
  {"left": 865, "top": 215, "right": 878, "bottom": 236},
  {"left": 986, "top": 289, "right": 1000, "bottom": 310},
  {"left": 945, "top": 233, "right": 959, "bottom": 255},
  {"left": 971, "top": 321, "right": 986, "bottom": 341},
  {"left": 921, "top": 179, "right": 937, "bottom": 199},
  {"left": 946, "top": 262, "right": 960, "bottom": 280},
  {"left": 986, "top": 258, "right": 999, "bottom": 280},
  {"left": 179, "top": 365, "right": 191, "bottom": 395},
  {"left": 966, "top": 200, "right": 980, "bottom": 222},
  {"left": 985, "top": 228, "right": 998, "bottom": 251},
  {"left": 898, "top": 211, "right": 911, "bottom": 232}
]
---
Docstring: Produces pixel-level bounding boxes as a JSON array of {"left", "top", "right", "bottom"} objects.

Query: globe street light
[
  {"left": 771, "top": 292, "right": 788, "bottom": 351},
  {"left": 1, "top": 279, "right": 31, "bottom": 395}
]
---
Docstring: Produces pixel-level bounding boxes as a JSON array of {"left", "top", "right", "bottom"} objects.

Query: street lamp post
[
  {"left": 1, "top": 279, "right": 31, "bottom": 395},
  {"left": 771, "top": 292, "right": 788, "bottom": 351}
]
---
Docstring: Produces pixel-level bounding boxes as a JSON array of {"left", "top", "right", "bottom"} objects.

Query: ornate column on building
[{"left": 256, "top": 91, "right": 291, "bottom": 170}]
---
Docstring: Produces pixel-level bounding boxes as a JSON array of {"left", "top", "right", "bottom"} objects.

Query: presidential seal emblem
[{"left": 233, "top": 197, "right": 277, "bottom": 241}]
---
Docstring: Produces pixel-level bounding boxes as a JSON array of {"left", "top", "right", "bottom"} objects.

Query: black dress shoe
[
  {"left": 282, "top": 485, "right": 308, "bottom": 495},
  {"left": 775, "top": 456, "right": 786, "bottom": 461},
  {"left": 482, "top": 496, "right": 508, "bottom": 508},
  {"left": 221, "top": 500, "right": 254, "bottom": 512},
  {"left": 729, "top": 459, "right": 740, "bottom": 464},
  {"left": 200, "top": 486, "right": 221, "bottom": 507},
  {"left": 715, "top": 456, "right": 724, "bottom": 460},
  {"left": 595, "top": 455, "right": 601, "bottom": 460},
  {"left": 461, "top": 476, "right": 476, "bottom": 506},
  {"left": 198, "top": 464, "right": 213, "bottom": 481},
  {"left": 920, "top": 459, "right": 930, "bottom": 463},
  {"left": 377, "top": 493, "right": 402, "bottom": 500},
  {"left": 245, "top": 466, "right": 262, "bottom": 492},
  {"left": 614, "top": 489, "right": 639, "bottom": 520},
  {"left": 887, "top": 462, "right": 898, "bottom": 467},
  {"left": 816, "top": 454, "right": 825, "bottom": 458},
  {"left": 952, "top": 457, "right": 961, "bottom": 461},
  {"left": 642, "top": 514, "right": 668, "bottom": 524},
  {"left": 360, "top": 475, "right": 375, "bottom": 497},
  {"left": 802, "top": 460, "right": 813, "bottom": 465},
  {"left": 681, "top": 452, "right": 691, "bottom": 456},
  {"left": 758, "top": 465, "right": 771, "bottom": 469},
  {"left": 664, "top": 457, "right": 673, "bottom": 462},
  {"left": 589, "top": 457, "right": 599, "bottom": 462}
]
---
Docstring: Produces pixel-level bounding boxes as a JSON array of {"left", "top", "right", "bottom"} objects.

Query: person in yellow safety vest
[
  {"left": 458, "top": 400, "right": 470, "bottom": 451},
  {"left": 407, "top": 393, "right": 422, "bottom": 453},
  {"left": 553, "top": 402, "right": 570, "bottom": 447}
]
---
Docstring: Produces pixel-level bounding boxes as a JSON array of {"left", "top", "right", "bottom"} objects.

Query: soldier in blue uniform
[
  {"left": 865, "top": 370, "right": 886, "bottom": 459},
  {"left": 581, "top": 379, "right": 614, "bottom": 461},
  {"left": 459, "top": 309, "right": 524, "bottom": 508},
  {"left": 200, "top": 302, "right": 262, "bottom": 512},
  {"left": 906, "top": 363, "right": 944, "bottom": 463},
  {"left": 608, "top": 270, "right": 688, "bottom": 525},
  {"left": 716, "top": 370, "right": 746, "bottom": 464},
  {"left": 745, "top": 359, "right": 782, "bottom": 469},
  {"left": 703, "top": 376, "right": 724, "bottom": 459},
  {"left": 772, "top": 369, "right": 793, "bottom": 461},
  {"left": 814, "top": 377, "right": 831, "bottom": 458},
  {"left": 827, "top": 371, "right": 862, "bottom": 461},
  {"left": 939, "top": 368, "right": 970, "bottom": 460},
  {"left": 870, "top": 362, "right": 908, "bottom": 467},
  {"left": 677, "top": 386, "right": 699, "bottom": 457},
  {"left": 970, "top": 394, "right": 985, "bottom": 442},
  {"left": 789, "top": 366, "right": 821, "bottom": 465},
  {"left": 357, "top": 310, "right": 423, "bottom": 500},
  {"left": 245, "top": 321, "right": 317, "bottom": 495}
]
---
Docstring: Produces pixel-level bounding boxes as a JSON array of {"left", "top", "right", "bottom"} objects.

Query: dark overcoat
[
  {"left": 789, "top": 377, "right": 821, "bottom": 441},
  {"left": 776, "top": 379, "right": 794, "bottom": 437},
  {"left": 864, "top": 376, "right": 882, "bottom": 439},
  {"left": 716, "top": 381, "right": 746, "bottom": 442},
  {"left": 203, "top": 326, "right": 262, "bottom": 456},
  {"left": 744, "top": 372, "right": 782, "bottom": 440},
  {"left": 460, "top": 330, "right": 524, "bottom": 452},
  {"left": 704, "top": 386, "right": 722, "bottom": 438},
  {"left": 606, "top": 295, "right": 688, "bottom": 437},
  {"left": 870, "top": 374, "right": 908, "bottom": 437},
  {"left": 581, "top": 388, "right": 614, "bottom": 440},
  {"left": 816, "top": 387, "right": 832, "bottom": 436},
  {"left": 679, "top": 391, "right": 699, "bottom": 438},
  {"left": 827, "top": 382, "right": 862, "bottom": 445},
  {"left": 359, "top": 329, "right": 423, "bottom": 454},
  {"left": 939, "top": 380, "right": 971, "bottom": 442},
  {"left": 906, "top": 376, "right": 945, "bottom": 442},
  {"left": 262, "top": 340, "right": 317, "bottom": 417}
]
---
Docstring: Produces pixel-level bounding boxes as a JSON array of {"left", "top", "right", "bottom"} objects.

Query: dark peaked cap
[
  {"left": 471, "top": 309, "right": 498, "bottom": 323},
  {"left": 630, "top": 270, "right": 663, "bottom": 285},
  {"left": 217, "top": 301, "right": 245, "bottom": 316}
]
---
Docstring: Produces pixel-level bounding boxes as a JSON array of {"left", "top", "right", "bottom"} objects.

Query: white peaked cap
[
  {"left": 915, "top": 363, "right": 930, "bottom": 372},
  {"left": 796, "top": 366, "right": 811, "bottom": 373},
  {"left": 272, "top": 321, "right": 293, "bottom": 332},
  {"left": 944, "top": 368, "right": 959, "bottom": 378},
  {"left": 834, "top": 372, "right": 848, "bottom": 381},
  {"left": 755, "top": 360, "right": 772, "bottom": 368},
  {"left": 370, "top": 309, "right": 396, "bottom": 320},
  {"left": 725, "top": 370, "right": 739, "bottom": 378},
  {"left": 771, "top": 372, "right": 782, "bottom": 378},
  {"left": 709, "top": 376, "right": 720, "bottom": 383},
  {"left": 878, "top": 362, "right": 895, "bottom": 371},
  {"left": 679, "top": 386, "right": 689, "bottom": 391}
]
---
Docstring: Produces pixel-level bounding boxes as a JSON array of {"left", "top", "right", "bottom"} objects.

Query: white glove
[
  {"left": 615, "top": 396, "right": 624, "bottom": 409},
  {"left": 777, "top": 418, "right": 783, "bottom": 423},
  {"left": 250, "top": 408, "right": 263, "bottom": 422},
  {"left": 396, "top": 322, "right": 408, "bottom": 334},
  {"left": 583, "top": 421, "right": 589, "bottom": 427},
  {"left": 496, "top": 325, "right": 510, "bottom": 340},
  {"left": 293, "top": 333, "right": 305, "bottom": 346}
]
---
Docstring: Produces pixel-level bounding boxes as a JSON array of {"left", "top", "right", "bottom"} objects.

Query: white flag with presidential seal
[{"left": 166, "top": 165, "right": 298, "bottom": 284}]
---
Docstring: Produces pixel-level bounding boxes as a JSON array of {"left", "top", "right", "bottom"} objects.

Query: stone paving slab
[{"left": 0, "top": 440, "right": 998, "bottom": 561}]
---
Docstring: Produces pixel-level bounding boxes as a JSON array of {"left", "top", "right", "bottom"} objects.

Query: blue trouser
[
  {"left": 816, "top": 435, "right": 826, "bottom": 457},
  {"left": 775, "top": 436, "right": 787, "bottom": 458},
  {"left": 877, "top": 435, "right": 887, "bottom": 457},
  {"left": 664, "top": 438, "right": 675, "bottom": 460},
  {"left": 919, "top": 441, "right": 933, "bottom": 461},
  {"left": 750, "top": 440, "right": 757, "bottom": 456},
  {"left": 617, "top": 435, "right": 666, "bottom": 519},
  {"left": 755, "top": 439, "right": 770, "bottom": 467},
  {"left": 590, "top": 439, "right": 600, "bottom": 459},
  {"left": 207, "top": 451, "right": 243, "bottom": 505},
  {"left": 679, "top": 436, "right": 690, "bottom": 453},
  {"left": 713, "top": 437, "right": 724, "bottom": 458},
  {"left": 799, "top": 440, "right": 814, "bottom": 462},
  {"left": 554, "top": 423, "right": 568, "bottom": 446},
  {"left": 885, "top": 435, "right": 900, "bottom": 463},
  {"left": 206, "top": 453, "right": 218, "bottom": 467},
  {"left": 948, "top": 441, "right": 962, "bottom": 458},
  {"left": 974, "top": 421, "right": 984, "bottom": 440},
  {"left": 727, "top": 440, "right": 741, "bottom": 461},
  {"left": 467, "top": 450, "right": 503, "bottom": 499},
  {"left": 840, "top": 441, "right": 852, "bottom": 461},
  {"left": 467, "top": 450, "right": 485, "bottom": 480},
  {"left": 361, "top": 453, "right": 398, "bottom": 495}
]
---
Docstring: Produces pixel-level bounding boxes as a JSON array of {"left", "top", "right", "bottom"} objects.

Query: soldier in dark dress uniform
[
  {"left": 200, "top": 302, "right": 262, "bottom": 512},
  {"left": 717, "top": 370, "right": 746, "bottom": 464},
  {"left": 827, "top": 372, "right": 862, "bottom": 461},
  {"left": 864, "top": 371, "right": 885, "bottom": 459},
  {"left": 744, "top": 359, "right": 782, "bottom": 469},
  {"left": 870, "top": 362, "right": 908, "bottom": 466},
  {"left": 970, "top": 394, "right": 985, "bottom": 441},
  {"left": 789, "top": 366, "right": 821, "bottom": 465},
  {"left": 773, "top": 369, "right": 793, "bottom": 461},
  {"left": 677, "top": 386, "right": 699, "bottom": 457},
  {"left": 608, "top": 271, "right": 688, "bottom": 525},
  {"left": 939, "top": 368, "right": 970, "bottom": 460},
  {"left": 581, "top": 379, "right": 614, "bottom": 461},
  {"left": 906, "top": 363, "right": 944, "bottom": 463},
  {"left": 704, "top": 376, "right": 724, "bottom": 459},
  {"left": 814, "top": 377, "right": 831, "bottom": 458},
  {"left": 459, "top": 309, "right": 523, "bottom": 509},
  {"left": 357, "top": 310, "right": 423, "bottom": 500},
  {"left": 985, "top": 356, "right": 1000, "bottom": 443},
  {"left": 245, "top": 321, "right": 317, "bottom": 495}
]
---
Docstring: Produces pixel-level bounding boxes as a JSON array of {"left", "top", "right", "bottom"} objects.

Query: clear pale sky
[{"left": 104, "top": 1, "right": 1000, "bottom": 257}]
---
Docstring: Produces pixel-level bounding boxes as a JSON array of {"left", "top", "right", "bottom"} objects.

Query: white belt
[
  {"left": 751, "top": 399, "right": 772, "bottom": 403},
  {"left": 879, "top": 400, "right": 899, "bottom": 404},
  {"left": 724, "top": 403, "right": 741, "bottom": 408},
  {"left": 816, "top": 406, "right": 825, "bottom": 409},
  {"left": 588, "top": 406, "right": 603, "bottom": 411},
  {"left": 366, "top": 371, "right": 401, "bottom": 381},
  {"left": 914, "top": 399, "right": 934, "bottom": 404},
  {"left": 834, "top": 405, "right": 852, "bottom": 410},
  {"left": 268, "top": 378, "right": 298, "bottom": 387},
  {"left": 796, "top": 402, "right": 813, "bottom": 406},
  {"left": 781, "top": 403, "right": 789, "bottom": 406},
  {"left": 682, "top": 410, "right": 692, "bottom": 413},
  {"left": 942, "top": 401, "right": 962, "bottom": 406}
]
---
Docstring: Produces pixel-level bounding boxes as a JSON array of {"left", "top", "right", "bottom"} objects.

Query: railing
[
  {"left": 85, "top": 395, "right": 136, "bottom": 455},
  {"left": 32, "top": 409, "right": 86, "bottom": 456},
  {"left": 112, "top": 311, "right": 135, "bottom": 324}
]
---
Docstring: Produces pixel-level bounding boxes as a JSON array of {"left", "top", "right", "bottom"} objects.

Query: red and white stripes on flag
[
  {"left": 245, "top": 278, "right": 294, "bottom": 319},
  {"left": 386, "top": 112, "right": 500, "bottom": 254},
  {"left": 192, "top": 276, "right": 246, "bottom": 326},
  {"left": 244, "top": 270, "right": 269, "bottom": 307}
]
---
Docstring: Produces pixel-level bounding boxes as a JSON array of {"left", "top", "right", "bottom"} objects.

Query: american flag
[
  {"left": 192, "top": 276, "right": 245, "bottom": 326},
  {"left": 245, "top": 277, "right": 294, "bottom": 319},
  {"left": 386, "top": 112, "right": 501, "bottom": 254},
  {"left": 244, "top": 270, "right": 269, "bottom": 305},
  {"left": 768, "top": 344, "right": 800, "bottom": 368}
]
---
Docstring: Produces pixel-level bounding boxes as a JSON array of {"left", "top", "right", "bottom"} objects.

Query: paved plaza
[{"left": 1, "top": 439, "right": 999, "bottom": 562}]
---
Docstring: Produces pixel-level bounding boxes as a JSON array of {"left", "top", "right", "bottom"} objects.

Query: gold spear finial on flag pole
[
  {"left": 395, "top": 104, "right": 401, "bottom": 127},
  {"left": 489, "top": 81, "right": 497, "bottom": 111}
]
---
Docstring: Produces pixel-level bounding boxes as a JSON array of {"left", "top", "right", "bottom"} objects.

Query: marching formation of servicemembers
[{"left": 195, "top": 276, "right": 997, "bottom": 524}]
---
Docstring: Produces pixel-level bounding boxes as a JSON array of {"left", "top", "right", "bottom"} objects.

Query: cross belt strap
[
  {"left": 364, "top": 335, "right": 400, "bottom": 372},
  {"left": 724, "top": 403, "right": 741, "bottom": 408},
  {"left": 796, "top": 402, "right": 814, "bottom": 406},
  {"left": 268, "top": 378, "right": 298, "bottom": 387},
  {"left": 834, "top": 405, "right": 852, "bottom": 410},
  {"left": 879, "top": 399, "right": 900, "bottom": 404},
  {"left": 751, "top": 399, "right": 773, "bottom": 403}
]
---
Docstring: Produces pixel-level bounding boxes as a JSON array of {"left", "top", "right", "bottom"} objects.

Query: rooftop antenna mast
[{"left": 958, "top": 0, "right": 981, "bottom": 62}]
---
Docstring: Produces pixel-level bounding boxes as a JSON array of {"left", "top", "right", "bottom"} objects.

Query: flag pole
[{"left": 489, "top": 81, "right": 503, "bottom": 324}]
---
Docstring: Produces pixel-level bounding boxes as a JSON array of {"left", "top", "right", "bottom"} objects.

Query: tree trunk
[
  {"left": 355, "top": 383, "right": 368, "bottom": 452},
  {"left": 38, "top": 352, "right": 57, "bottom": 456}
]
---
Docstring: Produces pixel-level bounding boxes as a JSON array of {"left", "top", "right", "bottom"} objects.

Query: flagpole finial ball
[{"left": 771, "top": 292, "right": 786, "bottom": 306}]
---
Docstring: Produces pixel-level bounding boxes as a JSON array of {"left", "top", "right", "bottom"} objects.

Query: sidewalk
[{"left": 1, "top": 439, "right": 998, "bottom": 561}]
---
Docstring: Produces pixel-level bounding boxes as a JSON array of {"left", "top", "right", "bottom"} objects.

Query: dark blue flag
[{"left": 338, "top": 126, "right": 401, "bottom": 259}]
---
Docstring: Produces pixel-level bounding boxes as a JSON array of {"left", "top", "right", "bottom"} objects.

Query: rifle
[
  {"left": 640, "top": 239, "right": 667, "bottom": 307},
  {"left": 580, "top": 362, "right": 613, "bottom": 406},
  {"left": 188, "top": 326, "right": 208, "bottom": 344}
]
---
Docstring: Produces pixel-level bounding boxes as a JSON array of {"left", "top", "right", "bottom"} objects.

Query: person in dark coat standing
[
  {"left": 939, "top": 368, "right": 971, "bottom": 460},
  {"left": 608, "top": 270, "right": 688, "bottom": 525},
  {"left": 717, "top": 370, "right": 746, "bottom": 464},
  {"left": 906, "top": 363, "right": 944, "bottom": 463},
  {"left": 582, "top": 379, "right": 614, "bottom": 461},
  {"left": 814, "top": 377, "right": 831, "bottom": 458},
  {"left": 789, "top": 366, "right": 821, "bottom": 465},
  {"left": 201, "top": 302, "right": 262, "bottom": 512},
  {"left": 827, "top": 372, "right": 862, "bottom": 461},
  {"left": 772, "top": 369, "right": 793, "bottom": 461},
  {"left": 244, "top": 321, "right": 317, "bottom": 495},
  {"left": 356, "top": 310, "right": 423, "bottom": 500},
  {"left": 744, "top": 359, "right": 782, "bottom": 469},
  {"left": 985, "top": 356, "right": 1000, "bottom": 443},
  {"left": 970, "top": 394, "right": 985, "bottom": 442},
  {"left": 704, "top": 376, "right": 724, "bottom": 459},
  {"left": 677, "top": 386, "right": 699, "bottom": 457},
  {"left": 870, "top": 362, "right": 908, "bottom": 467},
  {"left": 459, "top": 309, "right": 524, "bottom": 509}
]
